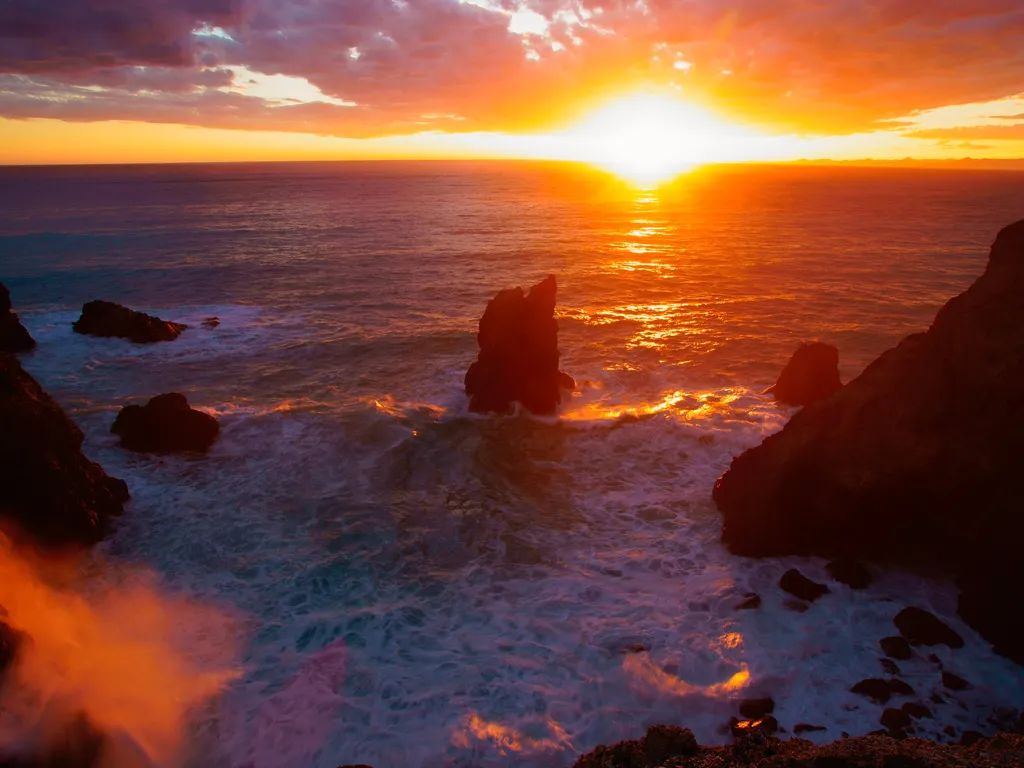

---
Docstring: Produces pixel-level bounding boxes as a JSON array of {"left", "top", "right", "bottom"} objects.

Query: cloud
[{"left": 1, "top": 0, "right": 1024, "bottom": 139}]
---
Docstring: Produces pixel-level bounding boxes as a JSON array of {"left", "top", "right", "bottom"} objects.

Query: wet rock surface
[
  {"left": 464, "top": 275, "right": 575, "bottom": 415},
  {"left": 0, "top": 284, "right": 35, "bottom": 354},
  {"left": 72, "top": 300, "right": 186, "bottom": 343},
  {"left": 765, "top": 341, "right": 842, "bottom": 407},
  {"left": 111, "top": 393, "right": 220, "bottom": 454},
  {"left": 779, "top": 568, "right": 829, "bottom": 602},
  {"left": 0, "top": 354, "right": 128, "bottom": 546},
  {"left": 714, "top": 220, "right": 1024, "bottom": 662}
]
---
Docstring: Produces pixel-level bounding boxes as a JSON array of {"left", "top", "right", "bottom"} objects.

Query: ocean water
[{"left": 2, "top": 161, "right": 1024, "bottom": 767}]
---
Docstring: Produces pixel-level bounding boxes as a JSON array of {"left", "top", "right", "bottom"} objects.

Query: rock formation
[
  {"left": 73, "top": 300, "right": 186, "bottom": 343},
  {"left": 0, "top": 355, "right": 129, "bottom": 546},
  {"left": 765, "top": 341, "right": 841, "bottom": 406},
  {"left": 111, "top": 393, "right": 219, "bottom": 453},
  {"left": 0, "top": 284, "right": 35, "bottom": 353},
  {"left": 713, "top": 220, "right": 1024, "bottom": 662},
  {"left": 464, "top": 275, "right": 575, "bottom": 415}
]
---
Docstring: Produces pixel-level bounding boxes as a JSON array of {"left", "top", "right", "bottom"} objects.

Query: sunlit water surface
[{"left": 2, "top": 162, "right": 1024, "bottom": 767}]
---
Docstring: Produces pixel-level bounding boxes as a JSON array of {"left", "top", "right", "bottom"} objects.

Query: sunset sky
[{"left": 2, "top": 0, "right": 1024, "bottom": 167}]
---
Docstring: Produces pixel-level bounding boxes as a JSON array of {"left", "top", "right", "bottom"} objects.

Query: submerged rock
[
  {"left": 73, "top": 300, "right": 186, "bottom": 343},
  {"left": 111, "top": 393, "right": 219, "bottom": 454},
  {"left": 765, "top": 341, "right": 842, "bottom": 406},
  {"left": 713, "top": 220, "right": 1024, "bottom": 662},
  {"left": 779, "top": 568, "right": 829, "bottom": 602},
  {"left": 464, "top": 275, "right": 575, "bottom": 415},
  {"left": 0, "top": 284, "right": 35, "bottom": 353},
  {"left": 0, "top": 355, "right": 128, "bottom": 546}
]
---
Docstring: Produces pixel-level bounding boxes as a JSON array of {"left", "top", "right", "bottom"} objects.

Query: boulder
[
  {"left": 942, "top": 671, "right": 970, "bottom": 691},
  {"left": 0, "top": 283, "right": 35, "bottom": 353},
  {"left": 464, "top": 275, "right": 575, "bottom": 415},
  {"left": 713, "top": 221, "right": 1024, "bottom": 662},
  {"left": 765, "top": 342, "right": 842, "bottom": 406},
  {"left": 111, "top": 393, "right": 219, "bottom": 454},
  {"left": 73, "top": 300, "right": 186, "bottom": 343},
  {"left": 851, "top": 678, "right": 892, "bottom": 704},
  {"left": 880, "top": 636, "right": 913, "bottom": 660},
  {"left": 0, "top": 354, "right": 128, "bottom": 546},
  {"left": 894, "top": 608, "right": 964, "bottom": 649},
  {"left": 779, "top": 568, "right": 829, "bottom": 602}
]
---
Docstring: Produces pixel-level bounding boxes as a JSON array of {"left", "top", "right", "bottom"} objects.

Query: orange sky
[{"left": 1, "top": 1, "right": 1023, "bottom": 168}]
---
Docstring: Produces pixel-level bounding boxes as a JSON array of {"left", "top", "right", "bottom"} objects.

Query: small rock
[
  {"left": 202, "top": 316, "right": 220, "bottom": 328},
  {"left": 888, "top": 679, "right": 915, "bottom": 697},
  {"left": 880, "top": 659, "right": 901, "bottom": 676},
  {"left": 826, "top": 558, "right": 872, "bottom": 589},
  {"left": 112, "top": 393, "right": 219, "bottom": 453},
  {"left": 73, "top": 299, "right": 187, "bottom": 343},
  {"left": 735, "top": 593, "right": 761, "bottom": 610},
  {"left": 851, "top": 678, "right": 891, "bottom": 704},
  {"left": 942, "top": 671, "right": 970, "bottom": 691},
  {"left": 765, "top": 341, "right": 843, "bottom": 407},
  {"left": 881, "top": 707, "right": 912, "bottom": 731},
  {"left": 901, "top": 702, "right": 932, "bottom": 720},
  {"left": 880, "top": 636, "right": 913, "bottom": 660},
  {"left": 894, "top": 607, "right": 964, "bottom": 649},
  {"left": 779, "top": 569, "right": 830, "bottom": 602},
  {"left": 793, "top": 723, "right": 826, "bottom": 734},
  {"left": 642, "top": 725, "right": 698, "bottom": 764},
  {"left": 739, "top": 698, "right": 775, "bottom": 720}
]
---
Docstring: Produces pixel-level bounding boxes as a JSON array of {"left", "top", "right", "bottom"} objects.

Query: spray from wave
[{"left": 0, "top": 534, "right": 241, "bottom": 767}]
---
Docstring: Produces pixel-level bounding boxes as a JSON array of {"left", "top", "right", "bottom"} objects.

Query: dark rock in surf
[
  {"left": 942, "top": 671, "right": 970, "bottom": 691},
  {"left": 73, "top": 300, "right": 186, "bottom": 343},
  {"left": 881, "top": 636, "right": 913, "bottom": 660},
  {"left": 894, "top": 608, "right": 964, "bottom": 649},
  {"left": 0, "top": 283, "right": 35, "bottom": 353},
  {"left": 880, "top": 707, "right": 912, "bottom": 732},
  {"left": 902, "top": 702, "right": 932, "bottom": 720},
  {"left": 713, "top": 220, "right": 1024, "bottom": 663},
  {"left": 735, "top": 593, "right": 761, "bottom": 610},
  {"left": 880, "top": 658, "right": 901, "bottom": 676},
  {"left": 464, "top": 275, "right": 575, "bottom": 415},
  {"left": 851, "top": 678, "right": 892, "bottom": 704},
  {"left": 827, "top": 558, "right": 872, "bottom": 589},
  {"left": 765, "top": 341, "right": 842, "bottom": 406},
  {"left": 0, "top": 354, "right": 128, "bottom": 546},
  {"left": 779, "top": 568, "right": 829, "bottom": 602},
  {"left": 112, "top": 393, "right": 219, "bottom": 454}
]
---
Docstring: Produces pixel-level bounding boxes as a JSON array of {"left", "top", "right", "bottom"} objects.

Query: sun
[{"left": 559, "top": 92, "right": 753, "bottom": 186}]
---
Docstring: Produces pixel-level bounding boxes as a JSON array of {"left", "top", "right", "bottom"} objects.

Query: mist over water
[{"left": 2, "top": 161, "right": 1024, "bottom": 767}]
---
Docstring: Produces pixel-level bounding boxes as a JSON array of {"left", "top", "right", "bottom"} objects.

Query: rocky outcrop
[
  {"left": 0, "top": 284, "right": 35, "bottom": 353},
  {"left": 73, "top": 300, "right": 186, "bottom": 343},
  {"left": 465, "top": 275, "right": 575, "bottom": 415},
  {"left": 713, "top": 220, "right": 1024, "bottom": 662},
  {"left": 765, "top": 342, "right": 841, "bottom": 406},
  {"left": 0, "top": 355, "right": 128, "bottom": 546},
  {"left": 111, "top": 393, "right": 219, "bottom": 453},
  {"left": 573, "top": 727, "right": 1024, "bottom": 767}
]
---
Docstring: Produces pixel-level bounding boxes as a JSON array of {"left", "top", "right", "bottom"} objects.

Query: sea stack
[
  {"left": 0, "top": 283, "right": 36, "bottom": 353},
  {"left": 112, "top": 393, "right": 220, "bottom": 453},
  {"left": 765, "top": 341, "right": 841, "bottom": 406},
  {"left": 713, "top": 220, "right": 1024, "bottom": 662},
  {"left": 0, "top": 354, "right": 129, "bottom": 546},
  {"left": 465, "top": 275, "right": 575, "bottom": 415},
  {"left": 73, "top": 300, "right": 187, "bottom": 343}
]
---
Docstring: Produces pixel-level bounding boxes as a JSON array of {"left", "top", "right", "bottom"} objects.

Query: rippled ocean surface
[{"left": 2, "top": 161, "right": 1024, "bottom": 767}]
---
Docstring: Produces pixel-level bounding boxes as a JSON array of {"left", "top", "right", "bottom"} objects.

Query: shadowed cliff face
[
  {"left": 0, "top": 284, "right": 35, "bottom": 354},
  {"left": 713, "top": 220, "right": 1024, "bottom": 662}
]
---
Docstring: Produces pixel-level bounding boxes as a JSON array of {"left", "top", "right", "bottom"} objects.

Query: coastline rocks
[
  {"left": 111, "top": 393, "right": 219, "bottom": 454},
  {"left": 713, "top": 220, "right": 1024, "bottom": 662},
  {"left": 765, "top": 341, "right": 841, "bottom": 406},
  {"left": 894, "top": 608, "right": 964, "bottom": 649},
  {"left": 0, "top": 284, "right": 35, "bottom": 353},
  {"left": 464, "top": 275, "right": 575, "bottom": 415},
  {"left": 0, "top": 354, "right": 128, "bottom": 546},
  {"left": 73, "top": 300, "right": 186, "bottom": 343},
  {"left": 779, "top": 569, "right": 829, "bottom": 602}
]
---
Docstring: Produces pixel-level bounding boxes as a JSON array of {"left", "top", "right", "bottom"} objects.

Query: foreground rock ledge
[
  {"left": 73, "top": 299, "right": 186, "bottom": 343},
  {"left": 713, "top": 220, "right": 1024, "bottom": 662},
  {"left": 573, "top": 726, "right": 1024, "bottom": 767},
  {"left": 0, "top": 354, "right": 128, "bottom": 546},
  {"left": 465, "top": 274, "right": 575, "bottom": 415}
]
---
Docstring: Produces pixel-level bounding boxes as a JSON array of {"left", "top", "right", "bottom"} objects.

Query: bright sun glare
[{"left": 562, "top": 93, "right": 753, "bottom": 186}]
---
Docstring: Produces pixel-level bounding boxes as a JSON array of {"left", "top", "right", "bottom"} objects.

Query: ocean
[{"left": 1, "top": 161, "right": 1023, "bottom": 767}]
